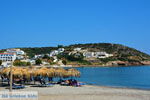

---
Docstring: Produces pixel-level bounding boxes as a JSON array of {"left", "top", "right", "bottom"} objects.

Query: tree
[
  {"left": 26, "top": 62, "right": 31, "bottom": 66},
  {"left": 43, "top": 54, "right": 50, "bottom": 59},
  {"left": 13, "top": 60, "right": 22, "bottom": 66},
  {"left": 58, "top": 45, "right": 64, "bottom": 48},
  {"left": 62, "top": 60, "right": 67, "bottom": 65},
  {"left": 0, "top": 60, "right": 2, "bottom": 65},
  {"left": 35, "top": 59, "right": 42, "bottom": 65},
  {"left": 13, "top": 60, "right": 31, "bottom": 66}
]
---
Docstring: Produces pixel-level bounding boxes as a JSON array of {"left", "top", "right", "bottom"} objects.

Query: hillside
[
  {"left": 68, "top": 43, "right": 150, "bottom": 60},
  {"left": 21, "top": 47, "right": 57, "bottom": 58},
  {"left": 20, "top": 43, "right": 150, "bottom": 60},
  {"left": 1, "top": 43, "right": 150, "bottom": 66}
]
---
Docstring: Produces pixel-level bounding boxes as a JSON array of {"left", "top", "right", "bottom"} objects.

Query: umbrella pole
[{"left": 9, "top": 61, "right": 13, "bottom": 92}]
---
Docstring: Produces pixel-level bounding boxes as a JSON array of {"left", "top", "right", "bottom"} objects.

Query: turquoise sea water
[{"left": 75, "top": 66, "right": 150, "bottom": 90}]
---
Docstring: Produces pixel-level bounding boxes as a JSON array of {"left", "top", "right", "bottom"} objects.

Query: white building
[
  {"left": 50, "top": 50, "right": 59, "bottom": 57},
  {"left": 94, "top": 52, "right": 113, "bottom": 58},
  {"left": 6, "top": 49, "right": 25, "bottom": 60},
  {"left": 7, "top": 49, "right": 25, "bottom": 55},
  {"left": 83, "top": 52, "right": 95, "bottom": 58},
  {"left": 34, "top": 54, "right": 44, "bottom": 59},
  {"left": 74, "top": 48, "right": 81, "bottom": 51},
  {"left": 83, "top": 52, "right": 113, "bottom": 58},
  {"left": 16, "top": 55, "right": 24, "bottom": 60},
  {"left": 49, "top": 48, "right": 65, "bottom": 57},
  {"left": 0, "top": 53, "right": 16, "bottom": 62},
  {"left": 58, "top": 48, "right": 65, "bottom": 53}
]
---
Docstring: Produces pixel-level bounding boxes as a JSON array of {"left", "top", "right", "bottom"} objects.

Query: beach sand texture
[{"left": 1, "top": 85, "right": 149, "bottom": 100}]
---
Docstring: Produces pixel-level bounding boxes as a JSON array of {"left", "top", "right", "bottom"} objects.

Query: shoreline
[
  {"left": 5, "top": 63, "right": 150, "bottom": 68},
  {"left": 89, "top": 84, "right": 150, "bottom": 91},
  {"left": 46, "top": 64, "right": 150, "bottom": 68}
]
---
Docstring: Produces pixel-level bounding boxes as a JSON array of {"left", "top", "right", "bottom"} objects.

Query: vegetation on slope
[{"left": 0, "top": 43, "right": 150, "bottom": 66}]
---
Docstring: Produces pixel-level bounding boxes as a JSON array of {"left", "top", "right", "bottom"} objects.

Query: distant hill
[
  {"left": 68, "top": 43, "right": 150, "bottom": 60},
  {"left": 18, "top": 43, "right": 150, "bottom": 60},
  {"left": 1, "top": 43, "right": 150, "bottom": 66}
]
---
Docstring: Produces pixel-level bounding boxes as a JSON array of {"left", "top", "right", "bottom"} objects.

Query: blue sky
[{"left": 0, "top": 0, "right": 150, "bottom": 54}]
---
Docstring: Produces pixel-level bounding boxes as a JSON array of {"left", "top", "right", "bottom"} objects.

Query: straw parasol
[
  {"left": 21, "top": 68, "right": 31, "bottom": 79},
  {"left": 55, "top": 68, "right": 67, "bottom": 78},
  {"left": 0, "top": 67, "right": 81, "bottom": 79},
  {"left": 67, "top": 68, "right": 80, "bottom": 78},
  {"left": 0, "top": 67, "right": 23, "bottom": 78},
  {"left": 1, "top": 67, "right": 10, "bottom": 76},
  {"left": 34, "top": 67, "right": 49, "bottom": 77},
  {"left": 0, "top": 67, "right": 32, "bottom": 79},
  {"left": 48, "top": 67, "right": 56, "bottom": 77},
  {"left": 12, "top": 68, "right": 23, "bottom": 78},
  {"left": 28, "top": 66, "right": 37, "bottom": 77}
]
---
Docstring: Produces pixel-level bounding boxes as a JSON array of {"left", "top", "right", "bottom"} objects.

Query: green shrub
[{"left": 35, "top": 59, "right": 42, "bottom": 65}]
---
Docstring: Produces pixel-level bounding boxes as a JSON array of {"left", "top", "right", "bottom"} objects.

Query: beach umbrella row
[
  {"left": 0, "top": 67, "right": 80, "bottom": 79},
  {"left": 0, "top": 67, "right": 30, "bottom": 79}
]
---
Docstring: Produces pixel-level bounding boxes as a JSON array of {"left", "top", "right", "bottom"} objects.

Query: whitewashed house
[
  {"left": 0, "top": 53, "right": 16, "bottom": 61},
  {"left": 83, "top": 51, "right": 113, "bottom": 58},
  {"left": 0, "top": 53, "right": 16, "bottom": 67},
  {"left": 7, "top": 49, "right": 25, "bottom": 55},
  {"left": 83, "top": 52, "right": 95, "bottom": 58},
  {"left": 58, "top": 48, "right": 65, "bottom": 53},
  {"left": 6, "top": 49, "right": 25, "bottom": 60},
  {"left": 50, "top": 50, "right": 59, "bottom": 57},
  {"left": 34, "top": 54, "right": 44, "bottom": 59},
  {"left": 95, "top": 52, "right": 113, "bottom": 58},
  {"left": 74, "top": 48, "right": 81, "bottom": 51},
  {"left": 50, "top": 48, "right": 65, "bottom": 57}
]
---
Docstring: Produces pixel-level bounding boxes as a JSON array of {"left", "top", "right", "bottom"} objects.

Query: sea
[{"left": 75, "top": 66, "right": 150, "bottom": 90}]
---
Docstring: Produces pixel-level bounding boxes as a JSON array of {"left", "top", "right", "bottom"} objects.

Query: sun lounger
[
  {"left": 38, "top": 83, "right": 54, "bottom": 87},
  {"left": 60, "top": 82, "right": 69, "bottom": 86},
  {"left": 73, "top": 82, "right": 86, "bottom": 87},
  {"left": 12, "top": 85, "right": 25, "bottom": 89}
]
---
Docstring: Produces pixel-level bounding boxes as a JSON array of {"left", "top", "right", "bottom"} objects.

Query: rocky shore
[{"left": 63, "top": 61, "right": 150, "bottom": 67}]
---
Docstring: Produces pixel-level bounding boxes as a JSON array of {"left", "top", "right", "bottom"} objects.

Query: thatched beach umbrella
[
  {"left": 1, "top": 67, "right": 10, "bottom": 76},
  {"left": 67, "top": 68, "right": 80, "bottom": 78},
  {"left": 55, "top": 68, "right": 67, "bottom": 78},
  {"left": 1, "top": 67, "right": 32, "bottom": 78},
  {"left": 1, "top": 67, "right": 16, "bottom": 77},
  {"left": 20, "top": 68, "right": 31, "bottom": 79},
  {"left": 48, "top": 68, "right": 56, "bottom": 77},
  {"left": 0, "top": 67, "right": 24, "bottom": 79},
  {"left": 12, "top": 68, "right": 23, "bottom": 78},
  {"left": 34, "top": 67, "right": 49, "bottom": 77},
  {"left": 28, "top": 66, "right": 37, "bottom": 77}
]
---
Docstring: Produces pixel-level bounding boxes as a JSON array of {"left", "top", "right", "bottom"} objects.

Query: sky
[{"left": 0, "top": 0, "right": 150, "bottom": 54}]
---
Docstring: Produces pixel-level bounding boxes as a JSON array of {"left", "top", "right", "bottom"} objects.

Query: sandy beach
[{"left": 0, "top": 85, "right": 150, "bottom": 100}]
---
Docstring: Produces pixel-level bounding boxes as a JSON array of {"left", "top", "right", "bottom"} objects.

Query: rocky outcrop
[
  {"left": 106, "top": 60, "right": 150, "bottom": 66},
  {"left": 140, "top": 61, "right": 150, "bottom": 65}
]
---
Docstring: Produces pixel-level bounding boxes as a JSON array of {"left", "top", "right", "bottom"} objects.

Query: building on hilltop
[
  {"left": 58, "top": 48, "right": 65, "bottom": 52},
  {"left": 34, "top": 54, "right": 44, "bottom": 59},
  {"left": 6, "top": 49, "right": 25, "bottom": 55},
  {"left": 74, "top": 48, "right": 81, "bottom": 51},
  {"left": 6, "top": 49, "right": 26, "bottom": 60},
  {"left": 83, "top": 52, "right": 95, "bottom": 58},
  {"left": 50, "top": 48, "right": 65, "bottom": 57},
  {"left": 94, "top": 52, "right": 113, "bottom": 58},
  {"left": 83, "top": 52, "right": 113, "bottom": 58}
]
